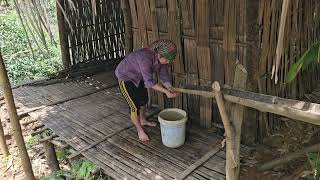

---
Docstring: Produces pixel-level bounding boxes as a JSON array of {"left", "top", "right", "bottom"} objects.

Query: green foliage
[
  {"left": 306, "top": 152, "right": 320, "bottom": 180},
  {"left": 287, "top": 42, "right": 320, "bottom": 83},
  {"left": 72, "top": 160, "right": 97, "bottom": 180},
  {"left": 24, "top": 135, "right": 38, "bottom": 149},
  {"left": 56, "top": 149, "right": 69, "bottom": 161},
  {"left": 0, "top": 7, "right": 62, "bottom": 84},
  {"left": 41, "top": 160, "right": 100, "bottom": 180},
  {"left": 40, "top": 170, "right": 70, "bottom": 180}
]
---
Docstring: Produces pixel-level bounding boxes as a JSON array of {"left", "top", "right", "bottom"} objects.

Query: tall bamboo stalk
[
  {"left": 0, "top": 118, "right": 9, "bottom": 157},
  {"left": 56, "top": 0, "right": 71, "bottom": 69},
  {"left": 0, "top": 51, "right": 35, "bottom": 180}
]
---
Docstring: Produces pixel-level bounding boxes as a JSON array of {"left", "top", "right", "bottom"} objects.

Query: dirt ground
[
  {"left": 0, "top": 116, "right": 52, "bottom": 180},
  {"left": 1, "top": 116, "right": 319, "bottom": 179},
  {"left": 240, "top": 119, "right": 320, "bottom": 180}
]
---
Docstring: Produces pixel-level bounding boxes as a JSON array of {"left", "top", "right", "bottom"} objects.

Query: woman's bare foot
[
  {"left": 140, "top": 119, "right": 157, "bottom": 127},
  {"left": 138, "top": 129, "right": 149, "bottom": 141}
]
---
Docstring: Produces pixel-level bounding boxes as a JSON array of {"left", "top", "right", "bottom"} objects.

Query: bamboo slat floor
[{"left": 4, "top": 71, "right": 252, "bottom": 179}]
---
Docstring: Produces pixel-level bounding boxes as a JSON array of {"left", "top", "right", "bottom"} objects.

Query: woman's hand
[
  {"left": 165, "top": 91, "right": 178, "bottom": 98},
  {"left": 152, "top": 84, "right": 179, "bottom": 98}
]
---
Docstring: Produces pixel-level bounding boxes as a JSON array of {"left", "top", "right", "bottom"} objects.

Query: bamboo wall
[
  {"left": 122, "top": 0, "right": 256, "bottom": 134},
  {"left": 59, "top": 0, "right": 320, "bottom": 143},
  {"left": 121, "top": 0, "right": 320, "bottom": 143},
  {"left": 60, "top": 0, "right": 126, "bottom": 66}
]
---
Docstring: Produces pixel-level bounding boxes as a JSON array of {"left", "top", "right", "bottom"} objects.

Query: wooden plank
[
  {"left": 146, "top": 126, "right": 222, "bottom": 161},
  {"left": 136, "top": 0, "right": 148, "bottom": 47},
  {"left": 108, "top": 135, "right": 179, "bottom": 178},
  {"left": 119, "top": 127, "right": 194, "bottom": 167},
  {"left": 195, "top": 0, "right": 212, "bottom": 128},
  {"left": 149, "top": 0, "right": 165, "bottom": 109},
  {"left": 156, "top": 0, "right": 168, "bottom": 33},
  {"left": 97, "top": 142, "right": 167, "bottom": 179},
  {"left": 143, "top": 0, "right": 151, "bottom": 30},
  {"left": 222, "top": 0, "right": 237, "bottom": 85},
  {"left": 194, "top": 167, "right": 225, "bottom": 180},
  {"left": 85, "top": 148, "right": 138, "bottom": 179},
  {"left": 168, "top": 0, "right": 184, "bottom": 74},
  {"left": 176, "top": 142, "right": 222, "bottom": 180},
  {"left": 203, "top": 156, "right": 226, "bottom": 175},
  {"left": 184, "top": 38, "right": 200, "bottom": 125}
]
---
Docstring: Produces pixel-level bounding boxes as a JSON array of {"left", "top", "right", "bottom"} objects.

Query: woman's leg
[
  {"left": 130, "top": 113, "right": 149, "bottom": 141},
  {"left": 139, "top": 106, "right": 157, "bottom": 127},
  {"left": 119, "top": 81, "right": 149, "bottom": 141}
]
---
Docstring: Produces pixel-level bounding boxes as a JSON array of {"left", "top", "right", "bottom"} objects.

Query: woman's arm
[{"left": 152, "top": 84, "right": 177, "bottom": 98}]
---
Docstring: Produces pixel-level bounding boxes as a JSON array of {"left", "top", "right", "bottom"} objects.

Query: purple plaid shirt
[{"left": 115, "top": 48, "right": 172, "bottom": 88}]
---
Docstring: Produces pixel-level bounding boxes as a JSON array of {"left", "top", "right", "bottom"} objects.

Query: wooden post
[
  {"left": 212, "top": 81, "right": 238, "bottom": 180},
  {"left": 0, "top": 51, "right": 35, "bottom": 180},
  {"left": 56, "top": 0, "right": 71, "bottom": 69},
  {"left": 43, "top": 141, "right": 60, "bottom": 172},
  {"left": 228, "top": 64, "right": 247, "bottom": 180},
  {"left": 120, "top": 0, "right": 133, "bottom": 55},
  {"left": 0, "top": 118, "right": 9, "bottom": 157}
]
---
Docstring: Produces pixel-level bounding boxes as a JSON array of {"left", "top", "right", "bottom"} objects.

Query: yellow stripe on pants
[{"left": 118, "top": 81, "right": 138, "bottom": 119}]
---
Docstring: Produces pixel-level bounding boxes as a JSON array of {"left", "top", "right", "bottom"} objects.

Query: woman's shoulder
[{"left": 127, "top": 48, "right": 155, "bottom": 62}]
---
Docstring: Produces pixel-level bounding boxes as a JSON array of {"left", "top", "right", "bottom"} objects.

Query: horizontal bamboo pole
[{"left": 173, "top": 86, "right": 320, "bottom": 126}]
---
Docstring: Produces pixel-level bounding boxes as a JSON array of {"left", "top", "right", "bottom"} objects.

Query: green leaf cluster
[
  {"left": 306, "top": 152, "right": 320, "bottom": 180},
  {"left": 287, "top": 42, "right": 320, "bottom": 83}
]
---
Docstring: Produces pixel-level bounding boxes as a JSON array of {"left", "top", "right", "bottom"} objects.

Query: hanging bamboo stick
[
  {"left": 0, "top": 51, "right": 35, "bottom": 180},
  {"left": 0, "top": 117, "right": 9, "bottom": 157},
  {"left": 272, "top": 0, "right": 290, "bottom": 84}
]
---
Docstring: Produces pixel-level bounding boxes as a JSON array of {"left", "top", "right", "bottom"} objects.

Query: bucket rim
[{"left": 158, "top": 108, "right": 188, "bottom": 125}]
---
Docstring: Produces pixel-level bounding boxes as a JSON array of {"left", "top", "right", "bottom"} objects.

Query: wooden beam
[
  {"left": 0, "top": 51, "right": 35, "bottom": 180},
  {"left": 172, "top": 86, "right": 320, "bottom": 126},
  {"left": 43, "top": 141, "right": 60, "bottom": 172}
]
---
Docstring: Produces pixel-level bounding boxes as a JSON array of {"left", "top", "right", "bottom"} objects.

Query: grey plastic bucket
[{"left": 158, "top": 108, "right": 187, "bottom": 148}]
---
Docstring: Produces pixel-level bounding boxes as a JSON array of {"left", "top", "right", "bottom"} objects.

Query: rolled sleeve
[
  {"left": 138, "top": 59, "right": 156, "bottom": 88},
  {"left": 159, "top": 64, "right": 172, "bottom": 88}
]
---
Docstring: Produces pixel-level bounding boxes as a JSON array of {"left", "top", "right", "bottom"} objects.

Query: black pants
[{"left": 118, "top": 81, "right": 149, "bottom": 118}]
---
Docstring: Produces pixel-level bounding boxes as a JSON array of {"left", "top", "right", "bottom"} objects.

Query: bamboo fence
[{"left": 58, "top": 0, "right": 126, "bottom": 66}]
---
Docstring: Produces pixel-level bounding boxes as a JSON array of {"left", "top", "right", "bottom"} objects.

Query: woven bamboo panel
[
  {"left": 126, "top": 0, "right": 250, "bottom": 129},
  {"left": 62, "top": 0, "right": 125, "bottom": 65},
  {"left": 123, "top": 0, "right": 320, "bottom": 142}
]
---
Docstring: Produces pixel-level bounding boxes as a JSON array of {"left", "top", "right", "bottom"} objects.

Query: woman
[{"left": 115, "top": 39, "right": 178, "bottom": 141}]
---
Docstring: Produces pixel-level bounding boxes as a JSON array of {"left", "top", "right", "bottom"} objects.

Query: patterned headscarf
[{"left": 149, "top": 39, "right": 177, "bottom": 61}]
